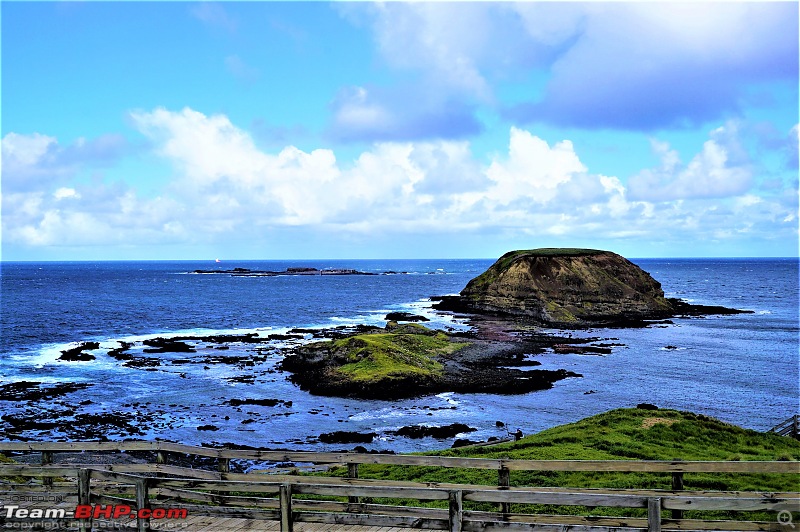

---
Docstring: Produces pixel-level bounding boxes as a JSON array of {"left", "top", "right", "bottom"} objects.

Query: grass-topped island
[{"left": 280, "top": 322, "right": 579, "bottom": 399}]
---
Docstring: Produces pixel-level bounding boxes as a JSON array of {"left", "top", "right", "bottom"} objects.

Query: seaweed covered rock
[{"left": 281, "top": 324, "right": 464, "bottom": 399}]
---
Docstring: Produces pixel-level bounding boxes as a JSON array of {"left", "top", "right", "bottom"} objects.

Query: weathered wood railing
[
  {"left": 771, "top": 415, "right": 800, "bottom": 439},
  {"left": 0, "top": 441, "right": 798, "bottom": 531}
]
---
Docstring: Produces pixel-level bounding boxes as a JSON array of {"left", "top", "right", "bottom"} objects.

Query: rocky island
[
  {"left": 434, "top": 248, "right": 751, "bottom": 327},
  {"left": 192, "top": 267, "right": 406, "bottom": 277},
  {"left": 280, "top": 322, "right": 579, "bottom": 399}
]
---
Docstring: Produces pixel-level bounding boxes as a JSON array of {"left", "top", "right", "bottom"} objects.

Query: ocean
[{"left": 1, "top": 258, "right": 798, "bottom": 452}]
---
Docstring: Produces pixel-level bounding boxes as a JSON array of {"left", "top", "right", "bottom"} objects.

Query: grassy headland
[{"left": 327, "top": 408, "right": 800, "bottom": 519}]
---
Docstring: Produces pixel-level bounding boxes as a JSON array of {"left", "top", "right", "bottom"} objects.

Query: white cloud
[
  {"left": 4, "top": 108, "right": 796, "bottom": 256},
  {"left": 1, "top": 132, "right": 129, "bottom": 192},
  {"left": 628, "top": 124, "right": 753, "bottom": 201},
  {"left": 53, "top": 187, "right": 80, "bottom": 200},
  {"left": 367, "top": 3, "right": 494, "bottom": 100},
  {"left": 486, "top": 127, "right": 587, "bottom": 204},
  {"left": 344, "top": 3, "right": 796, "bottom": 131},
  {"left": 2, "top": 132, "right": 56, "bottom": 167},
  {"left": 332, "top": 87, "right": 394, "bottom": 132}
]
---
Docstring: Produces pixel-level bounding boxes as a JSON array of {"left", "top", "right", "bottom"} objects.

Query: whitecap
[{"left": 436, "top": 392, "right": 460, "bottom": 405}]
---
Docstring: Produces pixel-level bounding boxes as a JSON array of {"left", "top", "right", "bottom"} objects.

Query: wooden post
[
  {"left": 215, "top": 457, "right": 230, "bottom": 499},
  {"left": 671, "top": 472, "right": 684, "bottom": 520},
  {"left": 41, "top": 451, "right": 53, "bottom": 488},
  {"left": 347, "top": 462, "right": 360, "bottom": 505},
  {"left": 136, "top": 478, "right": 150, "bottom": 532},
  {"left": 498, "top": 466, "right": 511, "bottom": 517},
  {"left": 156, "top": 450, "right": 167, "bottom": 478},
  {"left": 648, "top": 497, "right": 662, "bottom": 532},
  {"left": 218, "top": 457, "right": 230, "bottom": 476},
  {"left": 280, "top": 483, "right": 293, "bottom": 532},
  {"left": 448, "top": 490, "right": 463, "bottom": 532},
  {"left": 77, "top": 469, "right": 92, "bottom": 532}
]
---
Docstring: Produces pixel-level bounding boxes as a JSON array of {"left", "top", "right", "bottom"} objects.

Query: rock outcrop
[
  {"left": 434, "top": 248, "right": 752, "bottom": 327},
  {"left": 435, "top": 248, "right": 674, "bottom": 326},
  {"left": 280, "top": 323, "right": 580, "bottom": 399}
]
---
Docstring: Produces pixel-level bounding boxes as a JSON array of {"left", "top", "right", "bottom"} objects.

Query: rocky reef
[
  {"left": 434, "top": 248, "right": 751, "bottom": 327},
  {"left": 280, "top": 322, "right": 579, "bottom": 399}
]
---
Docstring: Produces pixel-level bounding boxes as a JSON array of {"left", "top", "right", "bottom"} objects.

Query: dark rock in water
[
  {"left": 496, "top": 421, "right": 505, "bottom": 428},
  {"left": 664, "top": 345, "right": 678, "bottom": 350},
  {"left": 384, "top": 312, "right": 430, "bottom": 322},
  {"left": 197, "top": 424, "right": 220, "bottom": 431},
  {"left": 193, "top": 266, "right": 376, "bottom": 277},
  {"left": 267, "top": 334, "right": 305, "bottom": 341},
  {"left": 227, "top": 398, "right": 288, "bottom": 408},
  {"left": 432, "top": 248, "right": 752, "bottom": 327},
  {"left": 107, "top": 341, "right": 134, "bottom": 361},
  {"left": 452, "top": 438, "right": 481, "bottom": 448},
  {"left": 143, "top": 338, "right": 196, "bottom": 353},
  {"left": 552, "top": 344, "right": 612, "bottom": 355},
  {"left": 318, "top": 431, "right": 377, "bottom": 444},
  {"left": 70, "top": 412, "right": 146, "bottom": 438},
  {"left": 391, "top": 423, "right": 476, "bottom": 439},
  {"left": 123, "top": 357, "right": 161, "bottom": 368},
  {"left": 59, "top": 342, "right": 100, "bottom": 361},
  {"left": 637, "top": 403, "right": 659, "bottom": 410},
  {"left": 0, "top": 381, "right": 93, "bottom": 402}
]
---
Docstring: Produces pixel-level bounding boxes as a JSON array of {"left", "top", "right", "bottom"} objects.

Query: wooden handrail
[
  {"left": 1, "top": 466, "right": 797, "bottom": 532},
  {"left": 1, "top": 441, "right": 797, "bottom": 473}
]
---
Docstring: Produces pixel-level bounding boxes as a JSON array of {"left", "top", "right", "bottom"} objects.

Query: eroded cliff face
[{"left": 456, "top": 248, "right": 674, "bottom": 325}]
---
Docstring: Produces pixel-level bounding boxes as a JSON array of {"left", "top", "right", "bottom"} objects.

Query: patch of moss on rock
[{"left": 281, "top": 324, "right": 469, "bottom": 398}]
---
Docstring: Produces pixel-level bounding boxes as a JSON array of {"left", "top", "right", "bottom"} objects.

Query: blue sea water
[{"left": 1, "top": 258, "right": 798, "bottom": 451}]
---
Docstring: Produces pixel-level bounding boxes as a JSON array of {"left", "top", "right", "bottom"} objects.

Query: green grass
[
  {"left": 321, "top": 408, "right": 800, "bottom": 520},
  {"left": 465, "top": 248, "right": 606, "bottom": 295},
  {"left": 327, "top": 326, "right": 467, "bottom": 383}
]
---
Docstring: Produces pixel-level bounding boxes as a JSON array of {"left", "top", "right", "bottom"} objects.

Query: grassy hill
[{"left": 329, "top": 408, "right": 800, "bottom": 519}]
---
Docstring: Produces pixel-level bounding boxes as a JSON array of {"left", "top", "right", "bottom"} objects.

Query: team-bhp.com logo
[
  {"left": 3, "top": 503, "right": 188, "bottom": 521},
  {"left": 74, "top": 505, "right": 188, "bottom": 520}
]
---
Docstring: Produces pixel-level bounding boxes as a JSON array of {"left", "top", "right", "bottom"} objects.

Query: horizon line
[{"left": 2, "top": 256, "right": 798, "bottom": 263}]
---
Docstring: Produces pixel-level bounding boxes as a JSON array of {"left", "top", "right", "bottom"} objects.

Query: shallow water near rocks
[{"left": 1, "top": 258, "right": 797, "bottom": 451}]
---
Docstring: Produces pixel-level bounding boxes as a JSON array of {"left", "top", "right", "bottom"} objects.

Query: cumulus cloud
[
  {"left": 4, "top": 108, "right": 796, "bottom": 256},
  {"left": 1, "top": 132, "right": 128, "bottom": 192},
  {"left": 513, "top": 3, "right": 797, "bottom": 129},
  {"left": 628, "top": 123, "right": 753, "bottom": 201},
  {"left": 486, "top": 127, "right": 587, "bottom": 205},
  {"left": 343, "top": 2, "right": 797, "bottom": 132}
]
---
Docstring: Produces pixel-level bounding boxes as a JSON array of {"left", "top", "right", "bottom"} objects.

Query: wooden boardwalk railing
[
  {"left": 771, "top": 415, "right": 800, "bottom": 439},
  {"left": 1, "top": 441, "right": 798, "bottom": 532}
]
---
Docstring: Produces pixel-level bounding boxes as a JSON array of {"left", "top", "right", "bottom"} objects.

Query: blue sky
[{"left": 2, "top": 2, "right": 798, "bottom": 261}]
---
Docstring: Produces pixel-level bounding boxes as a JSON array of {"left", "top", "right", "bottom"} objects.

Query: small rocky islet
[{"left": 2, "top": 248, "right": 753, "bottom": 444}]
